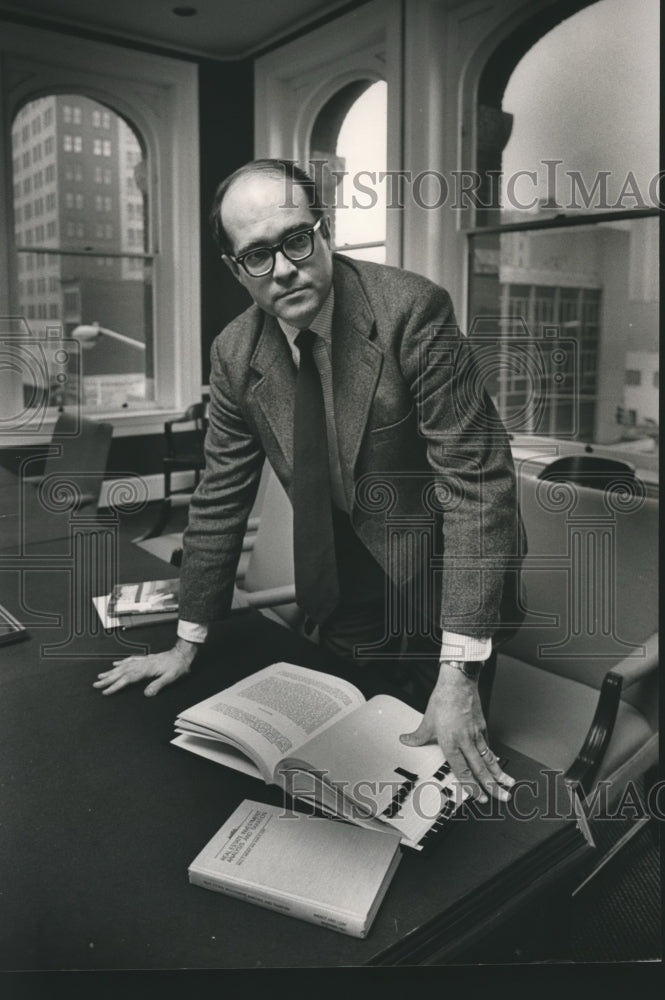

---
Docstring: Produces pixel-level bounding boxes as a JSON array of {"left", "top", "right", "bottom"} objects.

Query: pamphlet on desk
[
  {"left": 171, "top": 662, "right": 470, "bottom": 850},
  {"left": 92, "top": 578, "right": 180, "bottom": 629},
  {"left": 188, "top": 799, "right": 402, "bottom": 938}
]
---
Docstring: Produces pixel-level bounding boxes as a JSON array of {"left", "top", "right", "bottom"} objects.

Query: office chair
[
  {"left": 138, "top": 401, "right": 208, "bottom": 541},
  {"left": 489, "top": 457, "right": 658, "bottom": 812},
  {"left": 537, "top": 453, "right": 636, "bottom": 493},
  {"left": 28, "top": 410, "right": 113, "bottom": 514}
]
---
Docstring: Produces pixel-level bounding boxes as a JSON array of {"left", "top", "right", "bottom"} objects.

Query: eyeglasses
[{"left": 227, "top": 218, "right": 325, "bottom": 277}]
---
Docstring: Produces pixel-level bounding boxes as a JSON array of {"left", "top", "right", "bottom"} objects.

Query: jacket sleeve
[
  {"left": 397, "top": 280, "right": 521, "bottom": 640},
  {"left": 177, "top": 334, "right": 265, "bottom": 624}
]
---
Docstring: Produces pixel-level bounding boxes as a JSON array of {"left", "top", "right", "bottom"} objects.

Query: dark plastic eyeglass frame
[{"left": 226, "top": 217, "right": 326, "bottom": 277}]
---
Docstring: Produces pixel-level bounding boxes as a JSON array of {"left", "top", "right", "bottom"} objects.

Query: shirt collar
[{"left": 277, "top": 286, "right": 334, "bottom": 353}]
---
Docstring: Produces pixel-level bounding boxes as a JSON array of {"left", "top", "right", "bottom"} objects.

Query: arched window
[
  {"left": 1, "top": 22, "right": 199, "bottom": 438},
  {"left": 11, "top": 95, "right": 153, "bottom": 411},
  {"left": 310, "top": 79, "right": 387, "bottom": 263},
  {"left": 468, "top": 0, "right": 659, "bottom": 455}
]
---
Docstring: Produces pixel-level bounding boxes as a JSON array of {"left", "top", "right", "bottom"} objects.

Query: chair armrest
[
  {"left": 609, "top": 633, "right": 659, "bottom": 689},
  {"left": 565, "top": 632, "right": 659, "bottom": 794}
]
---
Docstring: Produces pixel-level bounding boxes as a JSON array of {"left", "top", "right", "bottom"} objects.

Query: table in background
[{"left": 0, "top": 530, "right": 590, "bottom": 969}]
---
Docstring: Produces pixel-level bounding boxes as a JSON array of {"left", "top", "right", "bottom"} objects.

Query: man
[{"left": 95, "top": 159, "right": 523, "bottom": 805}]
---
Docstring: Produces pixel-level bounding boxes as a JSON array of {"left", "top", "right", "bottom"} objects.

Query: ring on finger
[{"left": 478, "top": 746, "right": 490, "bottom": 758}]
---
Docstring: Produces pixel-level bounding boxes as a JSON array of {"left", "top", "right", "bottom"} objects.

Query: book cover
[
  {"left": 92, "top": 594, "right": 178, "bottom": 630},
  {"left": 107, "top": 578, "right": 179, "bottom": 616},
  {"left": 188, "top": 799, "right": 402, "bottom": 937}
]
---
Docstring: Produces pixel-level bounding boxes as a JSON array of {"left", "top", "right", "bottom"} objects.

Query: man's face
[{"left": 220, "top": 173, "right": 334, "bottom": 329}]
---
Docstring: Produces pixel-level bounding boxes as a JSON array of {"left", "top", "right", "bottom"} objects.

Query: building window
[
  {"left": 12, "top": 93, "right": 155, "bottom": 411},
  {"left": 4, "top": 30, "right": 200, "bottom": 423},
  {"left": 467, "top": 0, "right": 659, "bottom": 457},
  {"left": 309, "top": 79, "right": 387, "bottom": 263},
  {"left": 625, "top": 369, "right": 642, "bottom": 386}
]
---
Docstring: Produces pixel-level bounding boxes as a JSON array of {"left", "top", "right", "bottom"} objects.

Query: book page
[
  {"left": 175, "top": 663, "right": 366, "bottom": 783},
  {"left": 170, "top": 733, "right": 264, "bottom": 779},
  {"left": 280, "top": 694, "right": 467, "bottom": 843}
]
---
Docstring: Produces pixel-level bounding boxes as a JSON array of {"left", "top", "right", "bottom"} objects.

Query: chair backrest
[
  {"left": 164, "top": 402, "right": 208, "bottom": 460},
  {"left": 537, "top": 453, "right": 636, "bottom": 492},
  {"left": 242, "top": 465, "right": 300, "bottom": 628},
  {"left": 41, "top": 411, "right": 113, "bottom": 513},
  {"left": 503, "top": 458, "right": 658, "bottom": 722}
]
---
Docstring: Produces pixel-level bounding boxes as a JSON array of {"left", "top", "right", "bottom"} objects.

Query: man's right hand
[{"left": 92, "top": 637, "right": 200, "bottom": 697}]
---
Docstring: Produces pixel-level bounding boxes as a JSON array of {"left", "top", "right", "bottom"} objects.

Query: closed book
[{"left": 188, "top": 799, "right": 402, "bottom": 938}]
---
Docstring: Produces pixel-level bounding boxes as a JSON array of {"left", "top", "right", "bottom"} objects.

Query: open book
[{"left": 172, "top": 662, "right": 470, "bottom": 850}]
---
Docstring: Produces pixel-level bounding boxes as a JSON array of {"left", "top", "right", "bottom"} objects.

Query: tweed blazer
[{"left": 179, "top": 254, "right": 524, "bottom": 640}]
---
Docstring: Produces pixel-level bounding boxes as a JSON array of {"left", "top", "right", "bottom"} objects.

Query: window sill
[{"left": 0, "top": 406, "right": 185, "bottom": 447}]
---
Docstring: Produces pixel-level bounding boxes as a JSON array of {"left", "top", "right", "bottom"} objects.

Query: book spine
[{"left": 188, "top": 871, "right": 367, "bottom": 938}]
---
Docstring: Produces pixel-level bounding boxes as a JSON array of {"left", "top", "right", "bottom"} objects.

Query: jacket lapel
[
  {"left": 330, "top": 258, "right": 383, "bottom": 505},
  {"left": 249, "top": 313, "right": 297, "bottom": 467}
]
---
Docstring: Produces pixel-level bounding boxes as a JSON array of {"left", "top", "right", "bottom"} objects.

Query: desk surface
[
  {"left": 0, "top": 530, "right": 589, "bottom": 970},
  {"left": 0, "top": 464, "right": 96, "bottom": 552}
]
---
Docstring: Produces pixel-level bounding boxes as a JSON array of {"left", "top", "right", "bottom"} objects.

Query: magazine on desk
[
  {"left": 92, "top": 578, "right": 180, "bottom": 629},
  {"left": 171, "top": 662, "right": 470, "bottom": 850}
]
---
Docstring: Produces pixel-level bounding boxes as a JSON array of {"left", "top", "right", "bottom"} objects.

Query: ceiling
[{"left": 0, "top": 0, "right": 362, "bottom": 60}]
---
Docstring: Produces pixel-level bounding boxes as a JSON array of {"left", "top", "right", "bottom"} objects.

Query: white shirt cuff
[
  {"left": 440, "top": 631, "right": 492, "bottom": 662},
  {"left": 177, "top": 619, "right": 209, "bottom": 644}
]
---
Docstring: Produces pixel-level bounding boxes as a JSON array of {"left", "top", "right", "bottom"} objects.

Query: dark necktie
[{"left": 292, "top": 329, "right": 339, "bottom": 625}]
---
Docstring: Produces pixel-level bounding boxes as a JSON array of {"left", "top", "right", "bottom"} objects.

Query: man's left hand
[{"left": 400, "top": 664, "right": 515, "bottom": 803}]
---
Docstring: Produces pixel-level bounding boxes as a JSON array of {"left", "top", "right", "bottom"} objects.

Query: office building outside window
[
  {"left": 467, "top": 0, "right": 659, "bottom": 457},
  {"left": 11, "top": 94, "right": 152, "bottom": 410}
]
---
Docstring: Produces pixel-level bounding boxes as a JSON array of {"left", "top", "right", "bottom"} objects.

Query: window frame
[
  {"left": 0, "top": 19, "right": 201, "bottom": 441},
  {"left": 254, "top": 0, "right": 403, "bottom": 267},
  {"left": 456, "top": 0, "right": 659, "bottom": 476}
]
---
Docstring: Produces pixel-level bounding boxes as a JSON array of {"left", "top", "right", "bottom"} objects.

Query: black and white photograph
[{"left": 0, "top": 0, "right": 660, "bottom": 991}]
